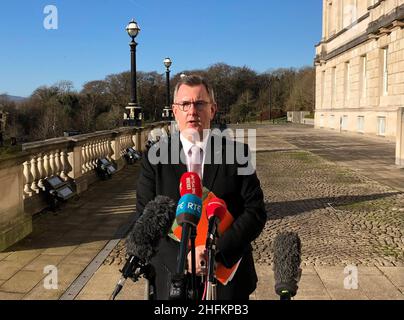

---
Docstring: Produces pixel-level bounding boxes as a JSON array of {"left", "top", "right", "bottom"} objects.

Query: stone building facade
[{"left": 315, "top": 0, "right": 404, "bottom": 165}]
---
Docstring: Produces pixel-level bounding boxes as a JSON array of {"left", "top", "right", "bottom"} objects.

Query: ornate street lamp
[
  {"left": 125, "top": 19, "right": 142, "bottom": 126},
  {"left": 162, "top": 57, "right": 173, "bottom": 120}
]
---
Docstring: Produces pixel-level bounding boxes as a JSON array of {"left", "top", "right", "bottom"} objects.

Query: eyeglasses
[{"left": 173, "top": 100, "right": 211, "bottom": 112}]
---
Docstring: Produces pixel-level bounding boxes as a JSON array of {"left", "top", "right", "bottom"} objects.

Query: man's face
[{"left": 173, "top": 84, "right": 217, "bottom": 139}]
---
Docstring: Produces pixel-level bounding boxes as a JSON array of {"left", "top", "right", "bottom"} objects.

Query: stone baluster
[
  {"left": 23, "top": 160, "right": 33, "bottom": 197},
  {"left": 54, "top": 150, "right": 61, "bottom": 176},
  {"left": 49, "top": 152, "right": 56, "bottom": 177},
  {"left": 37, "top": 154, "right": 45, "bottom": 190},
  {"left": 97, "top": 139, "right": 102, "bottom": 161},
  {"left": 98, "top": 139, "right": 103, "bottom": 163},
  {"left": 30, "top": 157, "right": 40, "bottom": 193},
  {"left": 89, "top": 140, "right": 96, "bottom": 169},
  {"left": 60, "top": 150, "right": 68, "bottom": 181},
  {"left": 85, "top": 143, "right": 92, "bottom": 172},
  {"left": 105, "top": 139, "right": 109, "bottom": 159},
  {"left": 100, "top": 139, "right": 106, "bottom": 159},
  {"left": 43, "top": 154, "right": 50, "bottom": 179},
  {"left": 108, "top": 138, "right": 114, "bottom": 160},
  {"left": 81, "top": 144, "right": 87, "bottom": 174}
]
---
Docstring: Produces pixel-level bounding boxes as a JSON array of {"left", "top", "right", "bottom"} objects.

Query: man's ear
[
  {"left": 210, "top": 103, "right": 217, "bottom": 120},
  {"left": 172, "top": 105, "right": 178, "bottom": 120}
]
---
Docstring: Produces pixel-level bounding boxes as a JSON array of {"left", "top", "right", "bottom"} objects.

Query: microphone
[
  {"left": 110, "top": 195, "right": 176, "bottom": 300},
  {"left": 175, "top": 193, "right": 202, "bottom": 269},
  {"left": 179, "top": 172, "right": 202, "bottom": 197},
  {"left": 205, "top": 197, "right": 226, "bottom": 300},
  {"left": 272, "top": 231, "right": 302, "bottom": 300},
  {"left": 169, "top": 192, "right": 202, "bottom": 300},
  {"left": 206, "top": 197, "right": 226, "bottom": 243}
]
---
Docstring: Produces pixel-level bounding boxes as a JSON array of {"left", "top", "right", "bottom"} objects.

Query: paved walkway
[
  {"left": 0, "top": 164, "right": 138, "bottom": 299},
  {"left": 0, "top": 123, "right": 403, "bottom": 300}
]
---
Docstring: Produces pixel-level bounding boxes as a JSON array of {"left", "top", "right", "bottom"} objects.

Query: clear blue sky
[{"left": 0, "top": 0, "right": 322, "bottom": 97}]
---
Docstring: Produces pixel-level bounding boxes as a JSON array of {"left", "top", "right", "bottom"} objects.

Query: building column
[
  {"left": 396, "top": 107, "right": 404, "bottom": 166},
  {"left": 322, "top": 0, "right": 328, "bottom": 41}
]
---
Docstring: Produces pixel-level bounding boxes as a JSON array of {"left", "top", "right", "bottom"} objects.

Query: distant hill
[{"left": 0, "top": 94, "right": 27, "bottom": 102}]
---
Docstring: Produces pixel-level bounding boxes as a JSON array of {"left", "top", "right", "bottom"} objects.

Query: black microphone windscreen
[
  {"left": 273, "top": 231, "right": 302, "bottom": 296},
  {"left": 126, "top": 195, "right": 176, "bottom": 262}
]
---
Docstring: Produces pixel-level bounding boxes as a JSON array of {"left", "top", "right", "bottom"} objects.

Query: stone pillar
[
  {"left": 0, "top": 154, "right": 32, "bottom": 251},
  {"left": 322, "top": 0, "right": 328, "bottom": 41},
  {"left": 67, "top": 142, "right": 87, "bottom": 193},
  {"left": 396, "top": 107, "right": 404, "bottom": 166}
]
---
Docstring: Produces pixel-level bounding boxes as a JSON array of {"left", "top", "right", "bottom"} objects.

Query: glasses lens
[{"left": 177, "top": 101, "right": 209, "bottom": 111}]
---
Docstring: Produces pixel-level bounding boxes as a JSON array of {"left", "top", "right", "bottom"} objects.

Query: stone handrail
[{"left": 0, "top": 121, "right": 171, "bottom": 251}]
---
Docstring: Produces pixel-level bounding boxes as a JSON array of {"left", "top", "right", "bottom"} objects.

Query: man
[{"left": 136, "top": 75, "right": 266, "bottom": 300}]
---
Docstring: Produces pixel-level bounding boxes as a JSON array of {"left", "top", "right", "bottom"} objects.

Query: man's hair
[{"left": 173, "top": 75, "right": 216, "bottom": 104}]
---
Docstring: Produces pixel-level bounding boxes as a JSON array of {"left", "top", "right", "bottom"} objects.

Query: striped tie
[{"left": 189, "top": 145, "right": 203, "bottom": 179}]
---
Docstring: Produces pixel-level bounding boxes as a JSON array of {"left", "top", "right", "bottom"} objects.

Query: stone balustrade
[{"left": 0, "top": 121, "right": 171, "bottom": 251}]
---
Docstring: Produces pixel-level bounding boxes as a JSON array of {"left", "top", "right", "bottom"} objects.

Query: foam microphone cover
[
  {"left": 179, "top": 172, "right": 202, "bottom": 198},
  {"left": 206, "top": 197, "right": 227, "bottom": 221},
  {"left": 126, "top": 195, "right": 176, "bottom": 262},
  {"left": 273, "top": 231, "right": 302, "bottom": 297}
]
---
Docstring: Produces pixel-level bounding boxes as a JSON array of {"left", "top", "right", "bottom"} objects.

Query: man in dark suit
[{"left": 136, "top": 75, "right": 267, "bottom": 300}]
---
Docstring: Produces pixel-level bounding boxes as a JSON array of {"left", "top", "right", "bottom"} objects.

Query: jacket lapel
[
  {"left": 170, "top": 136, "right": 187, "bottom": 181},
  {"left": 202, "top": 134, "right": 222, "bottom": 191}
]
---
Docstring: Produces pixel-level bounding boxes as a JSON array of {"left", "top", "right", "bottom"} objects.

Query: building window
[
  {"left": 331, "top": 67, "right": 337, "bottom": 107},
  {"left": 330, "top": 114, "right": 335, "bottom": 129},
  {"left": 344, "top": 61, "right": 350, "bottom": 104},
  {"left": 382, "top": 47, "right": 389, "bottom": 96},
  {"left": 357, "top": 116, "right": 364, "bottom": 133},
  {"left": 361, "top": 55, "right": 367, "bottom": 98},
  {"left": 320, "top": 114, "right": 325, "bottom": 128},
  {"left": 377, "top": 117, "right": 386, "bottom": 136},
  {"left": 341, "top": 115, "right": 348, "bottom": 130}
]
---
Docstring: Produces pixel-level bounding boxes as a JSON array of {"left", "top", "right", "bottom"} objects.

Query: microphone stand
[
  {"left": 206, "top": 221, "right": 218, "bottom": 300},
  {"left": 170, "top": 224, "right": 197, "bottom": 300},
  {"left": 190, "top": 226, "right": 198, "bottom": 301}
]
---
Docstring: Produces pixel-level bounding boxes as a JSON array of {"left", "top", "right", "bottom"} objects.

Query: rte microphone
[
  {"left": 179, "top": 171, "right": 203, "bottom": 197},
  {"left": 272, "top": 231, "right": 302, "bottom": 300},
  {"left": 110, "top": 195, "right": 176, "bottom": 300},
  {"left": 169, "top": 192, "right": 202, "bottom": 300}
]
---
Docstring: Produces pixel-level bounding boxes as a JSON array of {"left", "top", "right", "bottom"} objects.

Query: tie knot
[{"left": 189, "top": 144, "right": 201, "bottom": 156}]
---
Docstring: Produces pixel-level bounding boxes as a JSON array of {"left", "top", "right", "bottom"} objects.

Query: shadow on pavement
[{"left": 265, "top": 192, "right": 402, "bottom": 220}]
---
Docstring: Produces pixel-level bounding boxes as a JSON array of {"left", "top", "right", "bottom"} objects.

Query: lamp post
[
  {"left": 269, "top": 78, "right": 272, "bottom": 122},
  {"left": 163, "top": 57, "right": 172, "bottom": 120},
  {"left": 125, "top": 19, "right": 142, "bottom": 126}
]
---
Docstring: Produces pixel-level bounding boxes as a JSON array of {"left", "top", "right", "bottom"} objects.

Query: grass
[
  {"left": 380, "top": 245, "right": 404, "bottom": 258},
  {"left": 336, "top": 198, "right": 393, "bottom": 212},
  {"left": 332, "top": 170, "right": 360, "bottom": 184},
  {"left": 287, "top": 151, "right": 316, "bottom": 163}
]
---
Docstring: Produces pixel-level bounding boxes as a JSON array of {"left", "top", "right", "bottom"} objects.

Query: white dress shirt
[{"left": 180, "top": 132, "right": 210, "bottom": 179}]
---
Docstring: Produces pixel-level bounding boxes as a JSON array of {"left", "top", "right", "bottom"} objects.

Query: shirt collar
[{"left": 180, "top": 130, "right": 211, "bottom": 155}]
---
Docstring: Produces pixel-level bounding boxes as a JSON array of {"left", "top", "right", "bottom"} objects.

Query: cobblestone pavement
[{"left": 244, "top": 124, "right": 404, "bottom": 268}]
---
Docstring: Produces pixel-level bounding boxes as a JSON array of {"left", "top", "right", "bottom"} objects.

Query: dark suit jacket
[{"left": 136, "top": 132, "right": 267, "bottom": 300}]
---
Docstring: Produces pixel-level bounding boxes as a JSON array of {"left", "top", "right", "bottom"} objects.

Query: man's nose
[{"left": 187, "top": 102, "right": 198, "bottom": 114}]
